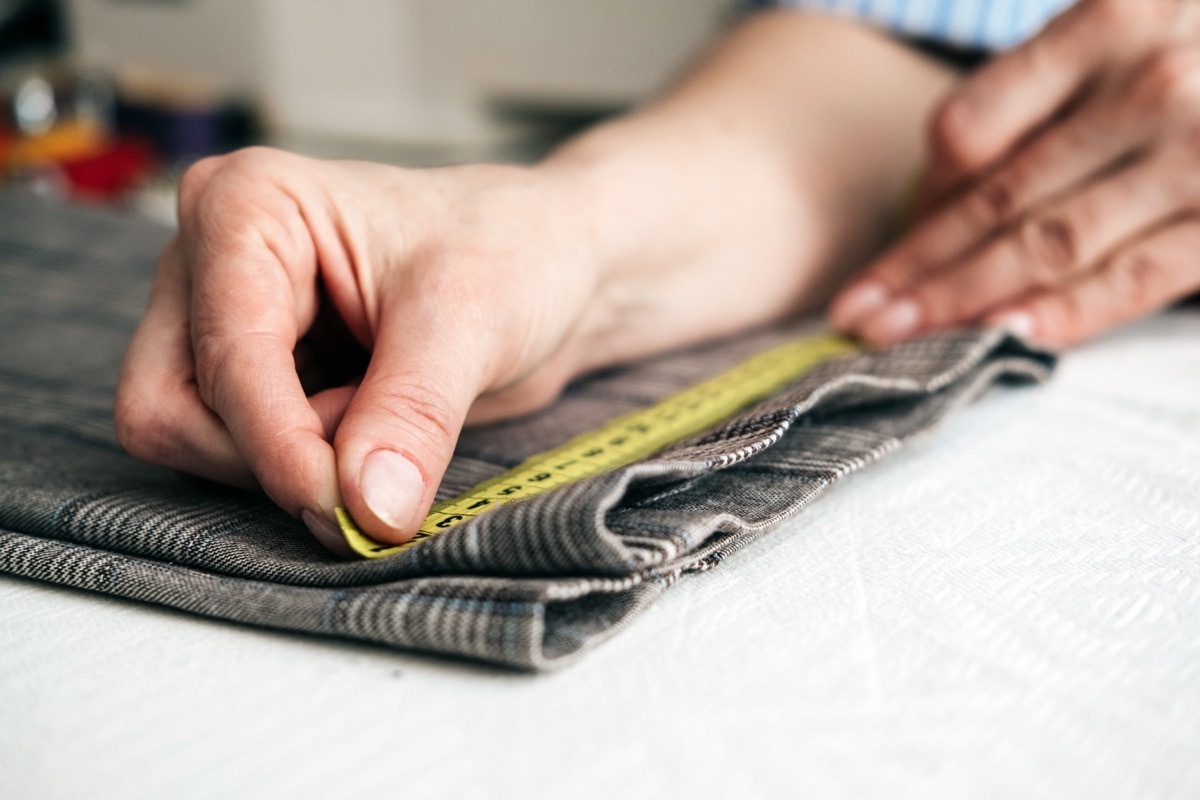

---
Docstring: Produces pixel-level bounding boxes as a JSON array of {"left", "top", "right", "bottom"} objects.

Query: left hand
[{"left": 830, "top": 0, "right": 1200, "bottom": 347}]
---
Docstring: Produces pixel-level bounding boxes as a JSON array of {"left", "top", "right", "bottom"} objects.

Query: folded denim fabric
[{"left": 0, "top": 190, "right": 1055, "bottom": 670}]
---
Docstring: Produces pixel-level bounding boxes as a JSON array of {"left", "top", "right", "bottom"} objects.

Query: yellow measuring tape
[{"left": 337, "top": 333, "right": 857, "bottom": 558}]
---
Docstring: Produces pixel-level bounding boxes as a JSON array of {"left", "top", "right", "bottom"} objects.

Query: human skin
[
  {"left": 113, "top": 11, "right": 956, "bottom": 551},
  {"left": 831, "top": 0, "right": 1200, "bottom": 347}
]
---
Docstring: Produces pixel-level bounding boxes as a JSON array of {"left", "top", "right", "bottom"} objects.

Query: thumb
[{"left": 333, "top": 292, "right": 489, "bottom": 545}]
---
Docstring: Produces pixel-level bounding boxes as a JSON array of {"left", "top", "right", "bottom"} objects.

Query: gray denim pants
[{"left": 0, "top": 191, "right": 1054, "bottom": 670}]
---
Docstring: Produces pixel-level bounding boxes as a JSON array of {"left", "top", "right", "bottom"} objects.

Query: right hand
[{"left": 115, "top": 148, "right": 610, "bottom": 550}]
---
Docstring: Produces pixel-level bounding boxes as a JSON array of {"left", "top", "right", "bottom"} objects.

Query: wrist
[{"left": 536, "top": 113, "right": 833, "bottom": 367}]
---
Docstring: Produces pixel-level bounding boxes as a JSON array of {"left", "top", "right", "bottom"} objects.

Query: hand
[
  {"left": 112, "top": 142, "right": 822, "bottom": 552},
  {"left": 115, "top": 148, "right": 609, "bottom": 550},
  {"left": 830, "top": 0, "right": 1200, "bottom": 347}
]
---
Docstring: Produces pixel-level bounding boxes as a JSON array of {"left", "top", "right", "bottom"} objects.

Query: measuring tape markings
[{"left": 337, "top": 333, "right": 857, "bottom": 558}]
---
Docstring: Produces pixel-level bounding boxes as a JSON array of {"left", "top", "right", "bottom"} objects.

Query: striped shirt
[{"left": 764, "top": 0, "right": 1078, "bottom": 50}]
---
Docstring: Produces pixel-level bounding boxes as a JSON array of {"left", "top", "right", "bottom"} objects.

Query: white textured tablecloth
[{"left": 3, "top": 311, "right": 1198, "bottom": 800}]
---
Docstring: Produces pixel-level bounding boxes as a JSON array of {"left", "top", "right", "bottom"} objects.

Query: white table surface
[{"left": 3, "top": 312, "right": 1198, "bottom": 800}]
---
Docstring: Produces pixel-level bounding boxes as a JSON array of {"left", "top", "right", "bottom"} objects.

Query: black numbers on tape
[{"left": 343, "top": 336, "right": 852, "bottom": 558}]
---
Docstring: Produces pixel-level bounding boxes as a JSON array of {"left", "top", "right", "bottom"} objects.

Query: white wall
[
  {"left": 258, "top": 0, "right": 485, "bottom": 145},
  {"left": 67, "top": 0, "right": 267, "bottom": 97},
  {"left": 66, "top": 0, "right": 731, "bottom": 148}
]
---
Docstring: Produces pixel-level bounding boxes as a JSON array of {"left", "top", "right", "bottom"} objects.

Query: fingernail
[
  {"left": 301, "top": 509, "right": 355, "bottom": 559},
  {"left": 864, "top": 297, "right": 922, "bottom": 343},
  {"left": 989, "top": 311, "right": 1035, "bottom": 340},
  {"left": 360, "top": 449, "right": 426, "bottom": 532},
  {"left": 832, "top": 281, "right": 890, "bottom": 328}
]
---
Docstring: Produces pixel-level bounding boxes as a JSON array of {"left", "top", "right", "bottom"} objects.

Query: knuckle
[
  {"left": 964, "top": 177, "right": 1018, "bottom": 229},
  {"left": 189, "top": 332, "right": 239, "bottom": 411},
  {"left": 189, "top": 340, "right": 224, "bottom": 409},
  {"left": 113, "top": 385, "right": 180, "bottom": 465},
  {"left": 1133, "top": 45, "right": 1200, "bottom": 115},
  {"left": 190, "top": 330, "right": 281, "bottom": 413},
  {"left": 177, "top": 156, "right": 223, "bottom": 215},
  {"left": 1057, "top": 117, "right": 1099, "bottom": 153},
  {"left": 222, "top": 146, "right": 303, "bottom": 188},
  {"left": 364, "top": 382, "right": 461, "bottom": 455},
  {"left": 112, "top": 390, "right": 144, "bottom": 457},
  {"left": 215, "top": 145, "right": 287, "bottom": 174},
  {"left": 178, "top": 147, "right": 294, "bottom": 216},
  {"left": 1115, "top": 252, "right": 1168, "bottom": 310},
  {"left": 1019, "top": 214, "right": 1082, "bottom": 281}
]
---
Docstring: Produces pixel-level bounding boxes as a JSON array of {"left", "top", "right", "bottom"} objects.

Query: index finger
[
  {"left": 185, "top": 195, "right": 341, "bottom": 524},
  {"left": 928, "top": 0, "right": 1175, "bottom": 186}
]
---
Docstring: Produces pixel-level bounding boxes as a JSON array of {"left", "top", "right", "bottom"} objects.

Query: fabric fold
[{"left": 0, "top": 191, "right": 1054, "bottom": 669}]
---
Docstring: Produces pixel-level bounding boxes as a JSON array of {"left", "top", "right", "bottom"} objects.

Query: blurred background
[{"left": 0, "top": 0, "right": 732, "bottom": 220}]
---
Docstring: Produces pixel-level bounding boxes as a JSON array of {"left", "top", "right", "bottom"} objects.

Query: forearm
[{"left": 542, "top": 10, "right": 957, "bottom": 368}]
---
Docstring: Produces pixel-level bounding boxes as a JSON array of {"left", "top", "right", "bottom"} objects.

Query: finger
[
  {"left": 114, "top": 240, "right": 256, "bottom": 489},
  {"left": 986, "top": 216, "right": 1200, "bottom": 347},
  {"left": 925, "top": 93, "right": 1145, "bottom": 266},
  {"left": 333, "top": 287, "right": 492, "bottom": 545},
  {"left": 297, "top": 384, "right": 357, "bottom": 557},
  {"left": 187, "top": 217, "right": 341, "bottom": 526},
  {"left": 832, "top": 86, "right": 1163, "bottom": 333},
  {"left": 863, "top": 151, "right": 1185, "bottom": 341},
  {"left": 835, "top": 34, "right": 1200, "bottom": 337},
  {"left": 308, "top": 384, "right": 356, "bottom": 441},
  {"left": 926, "top": 0, "right": 1173, "bottom": 181}
]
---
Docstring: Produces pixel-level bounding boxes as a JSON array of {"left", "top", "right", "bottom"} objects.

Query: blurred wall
[
  {"left": 67, "top": 0, "right": 266, "bottom": 95},
  {"left": 65, "top": 0, "right": 731, "bottom": 150}
]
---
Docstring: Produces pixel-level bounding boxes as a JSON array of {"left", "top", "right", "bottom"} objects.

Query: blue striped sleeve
[{"left": 758, "top": 0, "right": 1077, "bottom": 51}]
